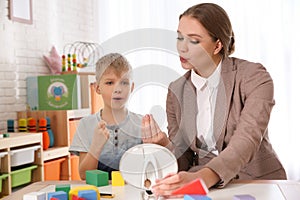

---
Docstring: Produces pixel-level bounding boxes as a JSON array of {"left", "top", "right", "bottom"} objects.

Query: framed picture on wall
[{"left": 9, "top": 0, "right": 33, "bottom": 24}]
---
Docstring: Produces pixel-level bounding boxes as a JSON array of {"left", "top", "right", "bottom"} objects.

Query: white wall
[{"left": 0, "top": 0, "right": 98, "bottom": 131}]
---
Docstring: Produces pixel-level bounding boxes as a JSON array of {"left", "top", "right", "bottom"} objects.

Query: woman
[{"left": 142, "top": 3, "right": 286, "bottom": 196}]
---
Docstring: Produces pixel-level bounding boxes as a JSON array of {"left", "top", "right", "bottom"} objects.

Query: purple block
[
  {"left": 184, "top": 194, "right": 212, "bottom": 200},
  {"left": 233, "top": 194, "right": 256, "bottom": 200}
]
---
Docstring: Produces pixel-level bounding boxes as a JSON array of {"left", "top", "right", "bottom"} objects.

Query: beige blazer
[{"left": 166, "top": 57, "right": 286, "bottom": 187}]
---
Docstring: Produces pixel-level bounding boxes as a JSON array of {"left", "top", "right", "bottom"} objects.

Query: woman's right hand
[{"left": 142, "top": 114, "right": 169, "bottom": 146}]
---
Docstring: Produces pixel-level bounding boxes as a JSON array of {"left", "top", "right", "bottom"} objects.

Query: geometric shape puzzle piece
[
  {"left": 47, "top": 191, "right": 68, "bottom": 200},
  {"left": 233, "top": 194, "right": 256, "bottom": 200},
  {"left": 78, "top": 190, "right": 97, "bottom": 200},
  {"left": 55, "top": 184, "right": 71, "bottom": 194},
  {"left": 69, "top": 185, "right": 100, "bottom": 200},
  {"left": 184, "top": 194, "right": 212, "bottom": 200},
  {"left": 71, "top": 196, "right": 86, "bottom": 200},
  {"left": 172, "top": 179, "right": 208, "bottom": 195},
  {"left": 86, "top": 170, "right": 109, "bottom": 187},
  {"left": 23, "top": 192, "right": 46, "bottom": 200},
  {"left": 111, "top": 171, "right": 125, "bottom": 186}
]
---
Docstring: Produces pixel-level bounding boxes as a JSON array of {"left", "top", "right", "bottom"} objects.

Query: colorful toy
[
  {"left": 233, "top": 194, "right": 256, "bottom": 200},
  {"left": 69, "top": 185, "right": 100, "bottom": 200},
  {"left": 172, "top": 179, "right": 208, "bottom": 196},
  {"left": 46, "top": 117, "right": 55, "bottom": 147},
  {"left": 62, "top": 55, "right": 66, "bottom": 72},
  {"left": 39, "top": 118, "right": 50, "bottom": 150},
  {"left": 78, "top": 190, "right": 98, "bottom": 200},
  {"left": 184, "top": 194, "right": 212, "bottom": 200},
  {"left": 62, "top": 41, "right": 103, "bottom": 72},
  {"left": 67, "top": 54, "right": 72, "bottom": 71},
  {"left": 28, "top": 118, "right": 37, "bottom": 133},
  {"left": 72, "top": 54, "right": 77, "bottom": 71},
  {"left": 72, "top": 196, "right": 86, "bottom": 200},
  {"left": 48, "top": 191, "right": 68, "bottom": 200},
  {"left": 86, "top": 170, "right": 109, "bottom": 187},
  {"left": 55, "top": 184, "right": 71, "bottom": 194},
  {"left": 23, "top": 191, "right": 46, "bottom": 200},
  {"left": 18, "top": 118, "right": 27, "bottom": 132},
  {"left": 7, "top": 119, "right": 14, "bottom": 132},
  {"left": 111, "top": 171, "right": 125, "bottom": 186},
  {"left": 43, "top": 46, "right": 62, "bottom": 74}
]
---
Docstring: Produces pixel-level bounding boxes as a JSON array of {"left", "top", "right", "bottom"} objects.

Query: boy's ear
[
  {"left": 130, "top": 82, "right": 135, "bottom": 93},
  {"left": 95, "top": 83, "right": 101, "bottom": 94}
]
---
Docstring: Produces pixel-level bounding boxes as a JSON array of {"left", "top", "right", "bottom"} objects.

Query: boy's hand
[
  {"left": 89, "top": 120, "right": 110, "bottom": 158},
  {"left": 142, "top": 114, "right": 169, "bottom": 146}
]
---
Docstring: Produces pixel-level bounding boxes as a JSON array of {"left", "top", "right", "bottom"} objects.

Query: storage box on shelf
[
  {"left": 44, "top": 157, "right": 66, "bottom": 180},
  {"left": 26, "top": 73, "right": 100, "bottom": 111},
  {"left": 17, "top": 109, "right": 91, "bottom": 181},
  {"left": 0, "top": 133, "right": 43, "bottom": 197}
]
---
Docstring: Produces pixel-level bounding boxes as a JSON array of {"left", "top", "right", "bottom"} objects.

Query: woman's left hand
[
  {"left": 152, "top": 171, "right": 198, "bottom": 197},
  {"left": 142, "top": 114, "right": 169, "bottom": 146}
]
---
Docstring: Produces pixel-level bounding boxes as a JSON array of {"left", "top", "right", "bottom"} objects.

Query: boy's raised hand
[
  {"left": 142, "top": 114, "right": 169, "bottom": 146},
  {"left": 89, "top": 120, "right": 110, "bottom": 158}
]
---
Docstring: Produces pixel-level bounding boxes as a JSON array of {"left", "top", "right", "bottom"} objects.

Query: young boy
[{"left": 69, "top": 53, "right": 142, "bottom": 180}]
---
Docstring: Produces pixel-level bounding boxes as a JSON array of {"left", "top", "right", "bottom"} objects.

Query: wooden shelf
[
  {"left": 0, "top": 133, "right": 42, "bottom": 149},
  {"left": 0, "top": 133, "right": 43, "bottom": 197},
  {"left": 66, "top": 109, "right": 91, "bottom": 119},
  {"left": 17, "top": 109, "right": 94, "bottom": 182},
  {"left": 43, "top": 147, "right": 69, "bottom": 161}
]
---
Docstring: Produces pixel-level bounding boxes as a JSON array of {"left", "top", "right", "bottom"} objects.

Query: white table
[{"left": 3, "top": 180, "right": 300, "bottom": 200}]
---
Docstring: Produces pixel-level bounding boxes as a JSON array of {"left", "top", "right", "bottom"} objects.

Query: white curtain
[{"left": 97, "top": 0, "right": 300, "bottom": 181}]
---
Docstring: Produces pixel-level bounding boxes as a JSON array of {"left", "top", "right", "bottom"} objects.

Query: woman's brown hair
[{"left": 180, "top": 3, "right": 235, "bottom": 57}]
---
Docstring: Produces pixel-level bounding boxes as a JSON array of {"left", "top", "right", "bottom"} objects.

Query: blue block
[
  {"left": 184, "top": 194, "right": 212, "bottom": 200},
  {"left": 47, "top": 191, "right": 68, "bottom": 200},
  {"left": 78, "top": 190, "right": 97, "bottom": 200},
  {"left": 233, "top": 194, "right": 256, "bottom": 200}
]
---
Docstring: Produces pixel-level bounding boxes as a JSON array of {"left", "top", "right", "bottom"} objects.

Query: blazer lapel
[
  {"left": 181, "top": 74, "right": 198, "bottom": 148},
  {"left": 215, "top": 58, "right": 237, "bottom": 151}
]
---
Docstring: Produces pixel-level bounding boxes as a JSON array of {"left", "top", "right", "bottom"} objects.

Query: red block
[
  {"left": 50, "top": 198, "right": 59, "bottom": 200},
  {"left": 172, "top": 179, "right": 208, "bottom": 195},
  {"left": 72, "top": 195, "right": 86, "bottom": 200}
]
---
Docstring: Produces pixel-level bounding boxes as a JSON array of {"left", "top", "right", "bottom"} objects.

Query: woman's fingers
[
  {"left": 149, "top": 114, "right": 157, "bottom": 138},
  {"left": 142, "top": 115, "right": 152, "bottom": 140}
]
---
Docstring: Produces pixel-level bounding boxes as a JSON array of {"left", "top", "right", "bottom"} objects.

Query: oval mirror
[{"left": 119, "top": 143, "right": 178, "bottom": 191}]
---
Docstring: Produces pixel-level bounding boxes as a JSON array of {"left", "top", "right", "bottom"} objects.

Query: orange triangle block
[{"left": 172, "top": 179, "right": 208, "bottom": 195}]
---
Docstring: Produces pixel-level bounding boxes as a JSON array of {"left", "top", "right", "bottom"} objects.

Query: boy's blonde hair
[{"left": 95, "top": 53, "right": 132, "bottom": 84}]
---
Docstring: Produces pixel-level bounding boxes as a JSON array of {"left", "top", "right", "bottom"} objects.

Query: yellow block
[
  {"left": 69, "top": 185, "right": 100, "bottom": 199},
  {"left": 111, "top": 171, "right": 125, "bottom": 186}
]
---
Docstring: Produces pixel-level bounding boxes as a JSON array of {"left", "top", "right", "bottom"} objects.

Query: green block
[
  {"left": 86, "top": 170, "right": 109, "bottom": 187},
  {"left": 55, "top": 184, "right": 71, "bottom": 194}
]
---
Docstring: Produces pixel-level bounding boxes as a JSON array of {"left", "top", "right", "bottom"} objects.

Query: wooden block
[
  {"left": 233, "top": 194, "right": 256, "bottom": 200},
  {"left": 72, "top": 195, "right": 86, "bottom": 200},
  {"left": 78, "top": 190, "right": 98, "bottom": 200},
  {"left": 23, "top": 192, "right": 46, "bottom": 200},
  {"left": 184, "top": 194, "right": 212, "bottom": 200},
  {"left": 172, "top": 179, "right": 208, "bottom": 195},
  {"left": 86, "top": 169, "right": 109, "bottom": 187},
  {"left": 69, "top": 185, "right": 100, "bottom": 200},
  {"left": 111, "top": 171, "right": 125, "bottom": 186},
  {"left": 55, "top": 184, "right": 71, "bottom": 194},
  {"left": 47, "top": 191, "right": 68, "bottom": 200}
]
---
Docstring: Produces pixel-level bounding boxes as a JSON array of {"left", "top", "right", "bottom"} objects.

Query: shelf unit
[
  {"left": 0, "top": 133, "right": 43, "bottom": 197},
  {"left": 17, "top": 109, "right": 91, "bottom": 181}
]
